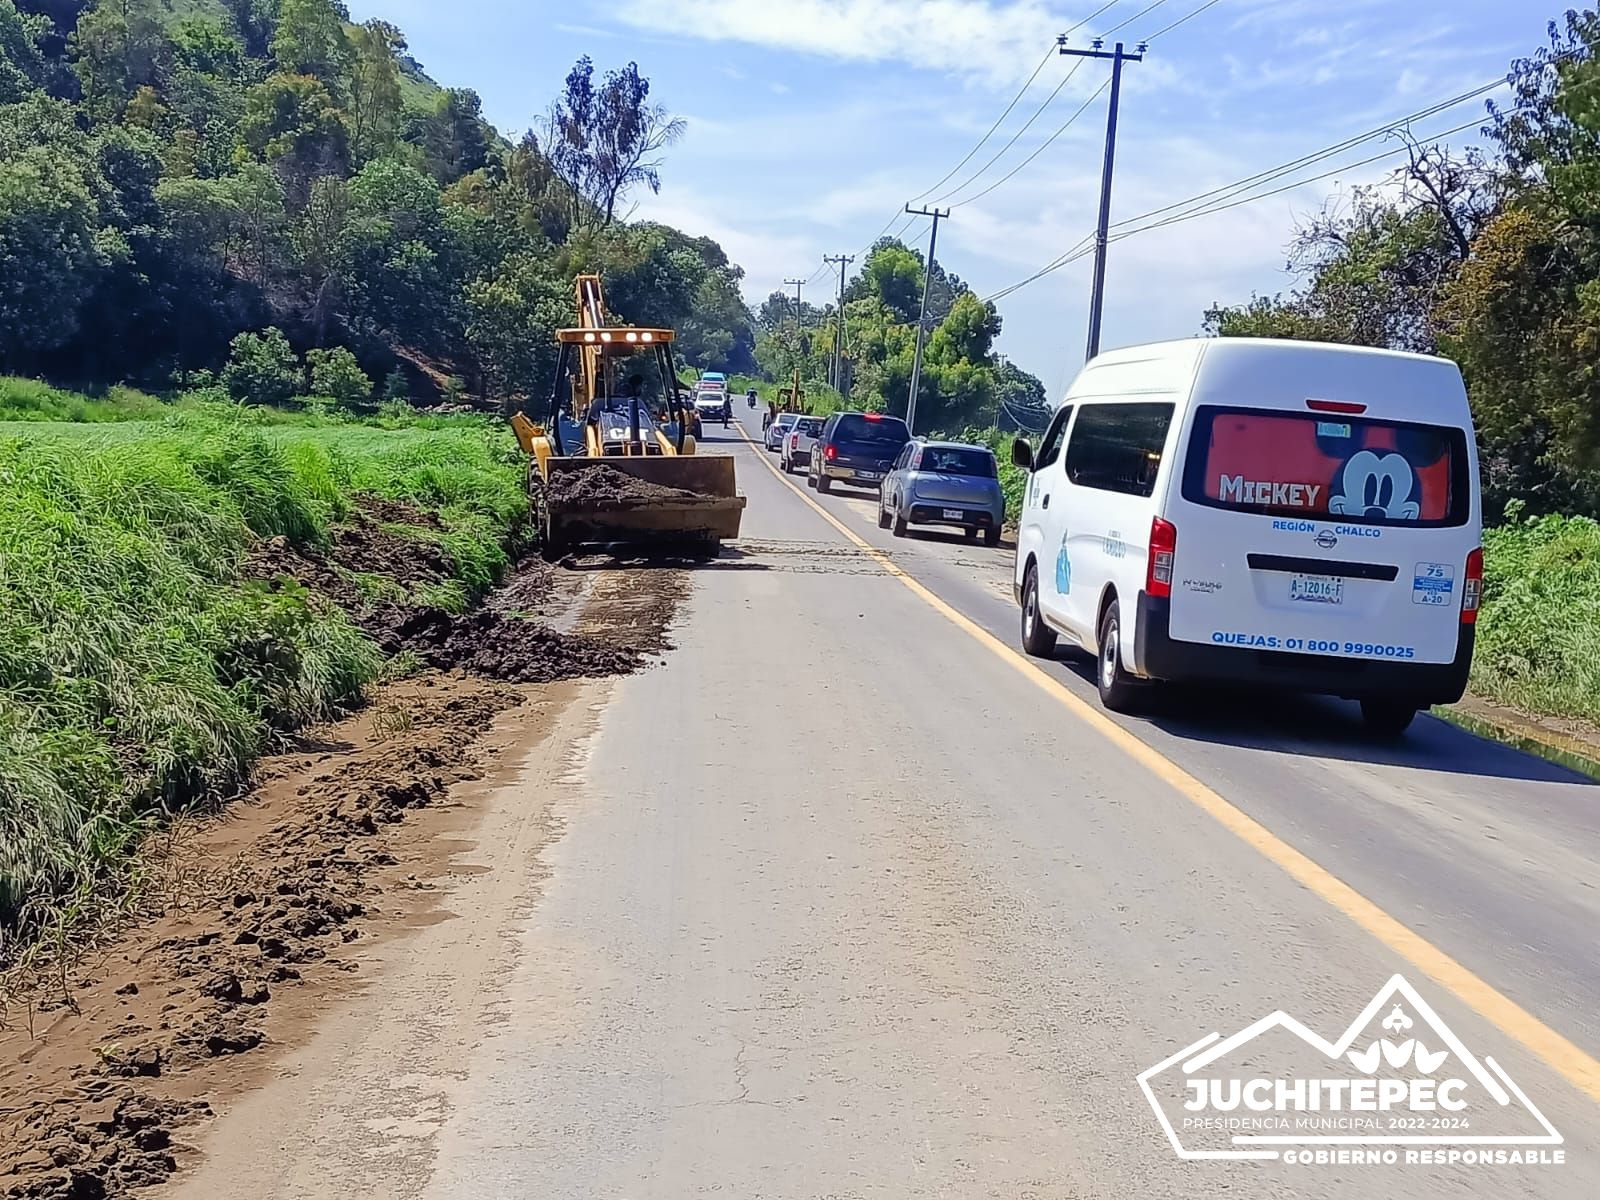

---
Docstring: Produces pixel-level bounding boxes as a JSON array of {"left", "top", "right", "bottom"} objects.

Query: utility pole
[
  {"left": 823, "top": 254, "right": 854, "bottom": 392},
  {"left": 783, "top": 278, "right": 808, "bottom": 375},
  {"left": 903, "top": 205, "right": 948, "bottom": 436},
  {"left": 1058, "top": 36, "right": 1143, "bottom": 361}
]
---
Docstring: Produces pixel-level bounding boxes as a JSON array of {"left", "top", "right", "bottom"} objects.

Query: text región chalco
[{"left": 1185, "top": 1076, "right": 1467, "bottom": 1113}]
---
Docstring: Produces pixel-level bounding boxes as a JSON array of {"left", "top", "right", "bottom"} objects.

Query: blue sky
[{"left": 346, "top": 0, "right": 1547, "bottom": 395}]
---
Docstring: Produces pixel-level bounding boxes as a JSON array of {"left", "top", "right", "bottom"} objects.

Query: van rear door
[{"left": 1166, "top": 403, "right": 1477, "bottom": 667}]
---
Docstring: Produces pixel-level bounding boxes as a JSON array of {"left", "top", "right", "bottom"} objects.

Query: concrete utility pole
[
  {"left": 823, "top": 254, "right": 854, "bottom": 392},
  {"left": 1059, "top": 37, "right": 1143, "bottom": 362},
  {"left": 783, "top": 278, "right": 808, "bottom": 374},
  {"left": 903, "top": 205, "right": 948, "bottom": 437}
]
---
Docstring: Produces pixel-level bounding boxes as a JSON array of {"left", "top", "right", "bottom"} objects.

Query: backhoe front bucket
[{"left": 541, "top": 456, "right": 746, "bottom": 553}]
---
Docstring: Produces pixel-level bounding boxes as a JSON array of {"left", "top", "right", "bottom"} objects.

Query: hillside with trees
[
  {"left": 755, "top": 236, "right": 1051, "bottom": 434},
  {"left": 0, "top": 0, "right": 756, "bottom": 402}
]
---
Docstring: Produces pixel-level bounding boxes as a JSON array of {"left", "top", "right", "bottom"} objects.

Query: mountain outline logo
[{"left": 1138, "top": 974, "right": 1563, "bottom": 1162}]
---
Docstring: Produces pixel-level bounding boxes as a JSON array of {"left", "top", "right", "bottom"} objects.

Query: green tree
[
  {"left": 411, "top": 86, "right": 490, "bottom": 184},
  {"left": 239, "top": 71, "right": 350, "bottom": 197},
  {"left": 0, "top": 146, "right": 102, "bottom": 367},
  {"left": 0, "top": 0, "right": 44, "bottom": 102},
  {"left": 346, "top": 19, "right": 403, "bottom": 165},
  {"left": 306, "top": 345, "right": 370, "bottom": 405},
  {"left": 464, "top": 250, "right": 567, "bottom": 400},
  {"left": 222, "top": 326, "right": 301, "bottom": 404},
  {"left": 270, "top": 0, "right": 350, "bottom": 92},
  {"left": 70, "top": 0, "right": 169, "bottom": 120}
]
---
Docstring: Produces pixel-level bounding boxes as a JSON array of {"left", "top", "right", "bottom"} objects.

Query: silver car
[
  {"left": 781, "top": 415, "right": 825, "bottom": 474},
  {"left": 764, "top": 411, "right": 799, "bottom": 451},
  {"left": 877, "top": 439, "right": 1005, "bottom": 546}
]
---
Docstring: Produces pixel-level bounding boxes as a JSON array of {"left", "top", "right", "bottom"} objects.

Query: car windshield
[
  {"left": 1181, "top": 405, "right": 1470, "bottom": 527},
  {"left": 775, "top": 414, "right": 798, "bottom": 427},
  {"left": 834, "top": 414, "right": 909, "bottom": 445},
  {"left": 918, "top": 447, "right": 995, "bottom": 477}
]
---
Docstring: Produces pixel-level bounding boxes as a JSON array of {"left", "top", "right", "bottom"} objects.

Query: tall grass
[
  {"left": 0, "top": 394, "right": 528, "bottom": 954},
  {"left": 1473, "top": 513, "right": 1600, "bottom": 726}
]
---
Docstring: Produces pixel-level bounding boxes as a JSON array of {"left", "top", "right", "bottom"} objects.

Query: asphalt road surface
[{"left": 165, "top": 405, "right": 1599, "bottom": 1199}]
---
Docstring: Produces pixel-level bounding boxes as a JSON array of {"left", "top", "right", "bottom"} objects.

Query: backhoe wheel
[{"left": 1020, "top": 563, "right": 1057, "bottom": 657}]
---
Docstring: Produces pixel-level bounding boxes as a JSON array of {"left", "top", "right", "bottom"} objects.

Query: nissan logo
[{"left": 1314, "top": 530, "right": 1339, "bottom": 550}]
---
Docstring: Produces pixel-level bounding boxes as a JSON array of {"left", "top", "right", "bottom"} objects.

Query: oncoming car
[{"left": 1011, "top": 337, "right": 1482, "bottom": 736}]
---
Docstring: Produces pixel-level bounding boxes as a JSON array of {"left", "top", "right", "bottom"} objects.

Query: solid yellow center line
[{"left": 733, "top": 416, "right": 1600, "bottom": 1105}]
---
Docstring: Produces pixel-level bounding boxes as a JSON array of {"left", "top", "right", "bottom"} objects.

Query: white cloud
[{"left": 614, "top": 0, "right": 1078, "bottom": 87}]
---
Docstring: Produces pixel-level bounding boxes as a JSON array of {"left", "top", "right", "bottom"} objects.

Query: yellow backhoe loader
[{"left": 510, "top": 275, "right": 745, "bottom": 557}]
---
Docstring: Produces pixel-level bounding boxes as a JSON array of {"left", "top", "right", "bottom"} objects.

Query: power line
[
  {"left": 950, "top": 77, "right": 1112, "bottom": 208},
  {"left": 928, "top": 60, "right": 1086, "bottom": 206},
  {"left": 982, "top": 106, "right": 1513, "bottom": 305},
  {"left": 981, "top": 73, "right": 1522, "bottom": 302},
  {"left": 1144, "top": 0, "right": 1224, "bottom": 42},
  {"left": 907, "top": 43, "right": 1058, "bottom": 203},
  {"left": 1102, "top": 0, "right": 1172, "bottom": 37},
  {"left": 1108, "top": 75, "right": 1511, "bottom": 234}
]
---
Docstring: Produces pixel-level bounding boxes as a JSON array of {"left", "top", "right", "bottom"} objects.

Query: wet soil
[
  {"left": 545, "top": 464, "right": 708, "bottom": 508},
  {"left": 1, "top": 523, "right": 690, "bottom": 1198},
  {"left": 0, "top": 675, "right": 526, "bottom": 1200}
]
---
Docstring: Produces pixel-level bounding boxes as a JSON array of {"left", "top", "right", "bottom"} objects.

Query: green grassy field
[{"left": 0, "top": 384, "right": 526, "bottom": 956}]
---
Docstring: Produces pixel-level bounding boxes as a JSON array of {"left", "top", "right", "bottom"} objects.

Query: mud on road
[{"left": 0, "top": 550, "right": 689, "bottom": 1200}]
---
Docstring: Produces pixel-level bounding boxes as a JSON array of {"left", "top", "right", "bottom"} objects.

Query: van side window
[
  {"left": 1034, "top": 406, "right": 1073, "bottom": 471},
  {"left": 1065, "top": 403, "right": 1175, "bottom": 497}
]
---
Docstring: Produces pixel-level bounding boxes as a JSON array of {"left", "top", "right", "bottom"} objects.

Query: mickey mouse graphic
[
  {"left": 1327, "top": 450, "right": 1421, "bottom": 521},
  {"left": 1321, "top": 422, "right": 1450, "bottom": 522}
]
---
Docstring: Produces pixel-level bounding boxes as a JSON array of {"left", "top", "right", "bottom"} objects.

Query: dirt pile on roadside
[
  {"left": 0, "top": 675, "right": 525, "bottom": 1200},
  {"left": 370, "top": 605, "right": 642, "bottom": 683},
  {"left": 244, "top": 494, "right": 454, "bottom": 617},
  {"left": 546, "top": 465, "right": 702, "bottom": 508}
]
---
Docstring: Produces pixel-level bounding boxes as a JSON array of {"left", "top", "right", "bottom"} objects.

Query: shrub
[
  {"left": 307, "top": 347, "right": 372, "bottom": 408},
  {"left": 221, "top": 327, "right": 302, "bottom": 406},
  {"left": 383, "top": 369, "right": 409, "bottom": 402}
]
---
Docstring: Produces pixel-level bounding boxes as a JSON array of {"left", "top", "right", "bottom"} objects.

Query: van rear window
[{"left": 1181, "top": 406, "right": 1470, "bottom": 527}]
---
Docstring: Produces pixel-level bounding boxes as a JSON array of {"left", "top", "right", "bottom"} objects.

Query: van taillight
[
  {"left": 1147, "top": 517, "right": 1177, "bottom": 599},
  {"left": 1462, "top": 547, "right": 1483, "bottom": 624}
]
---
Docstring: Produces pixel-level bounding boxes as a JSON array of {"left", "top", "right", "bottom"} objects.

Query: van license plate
[
  {"left": 1290, "top": 573, "right": 1343, "bottom": 605},
  {"left": 942, "top": 508, "right": 963, "bottom": 520}
]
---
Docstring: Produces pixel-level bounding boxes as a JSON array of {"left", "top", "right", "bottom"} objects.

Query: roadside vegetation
[
  {"left": 0, "top": 380, "right": 525, "bottom": 960},
  {"left": 1473, "top": 512, "right": 1600, "bottom": 725}
]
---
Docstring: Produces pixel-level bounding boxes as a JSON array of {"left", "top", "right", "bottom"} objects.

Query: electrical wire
[
  {"left": 981, "top": 74, "right": 1519, "bottom": 302},
  {"left": 950, "top": 77, "right": 1112, "bottom": 207},
  {"left": 927, "top": 60, "right": 1087, "bottom": 205},
  {"left": 1143, "top": 0, "right": 1223, "bottom": 42},
  {"left": 1102, "top": 0, "right": 1172, "bottom": 38},
  {"left": 981, "top": 107, "right": 1510, "bottom": 304},
  {"left": 907, "top": 43, "right": 1059, "bottom": 203}
]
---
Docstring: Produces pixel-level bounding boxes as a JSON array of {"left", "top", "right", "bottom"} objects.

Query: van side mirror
[{"left": 1011, "top": 438, "right": 1034, "bottom": 471}]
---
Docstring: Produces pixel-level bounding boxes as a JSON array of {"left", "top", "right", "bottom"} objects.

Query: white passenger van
[{"left": 1011, "top": 338, "right": 1482, "bottom": 735}]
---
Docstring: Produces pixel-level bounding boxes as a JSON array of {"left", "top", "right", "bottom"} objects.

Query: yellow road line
[{"left": 734, "top": 418, "right": 1600, "bottom": 1105}]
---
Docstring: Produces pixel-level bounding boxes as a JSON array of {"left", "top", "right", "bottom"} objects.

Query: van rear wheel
[
  {"left": 1020, "top": 564, "right": 1057, "bottom": 657},
  {"left": 1360, "top": 699, "right": 1417, "bottom": 738},
  {"left": 1097, "top": 600, "right": 1140, "bottom": 713}
]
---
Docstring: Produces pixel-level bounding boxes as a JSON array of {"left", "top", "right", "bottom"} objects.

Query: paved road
[{"left": 167, "top": 407, "right": 1599, "bottom": 1198}]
